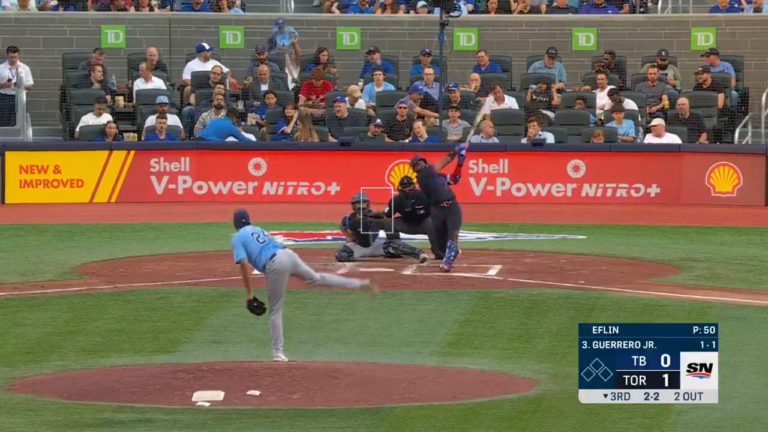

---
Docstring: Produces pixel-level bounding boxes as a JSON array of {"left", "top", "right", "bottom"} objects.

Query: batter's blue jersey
[{"left": 232, "top": 225, "right": 285, "bottom": 273}]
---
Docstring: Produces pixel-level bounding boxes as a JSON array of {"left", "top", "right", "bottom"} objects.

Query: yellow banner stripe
[
  {"left": 91, "top": 151, "right": 128, "bottom": 203},
  {"left": 110, "top": 150, "right": 136, "bottom": 203}
]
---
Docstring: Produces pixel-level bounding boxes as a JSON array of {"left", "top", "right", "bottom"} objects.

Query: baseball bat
[{"left": 462, "top": 108, "right": 485, "bottom": 147}]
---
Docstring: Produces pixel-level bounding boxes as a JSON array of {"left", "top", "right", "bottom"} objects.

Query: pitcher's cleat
[
  {"left": 418, "top": 254, "right": 429, "bottom": 264},
  {"left": 273, "top": 353, "right": 289, "bottom": 362}
]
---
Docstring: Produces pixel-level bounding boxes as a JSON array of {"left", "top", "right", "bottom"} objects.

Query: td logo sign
[
  {"left": 572, "top": 28, "right": 597, "bottom": 51},
  {"left": 101, "top": 25, "right": 126, "bottom": 49},
  {"left": 691, "top": 28, "right": 717, "bottom": 51},
  {"left": 336, "top": 27, "right": 361, "bottom": 50},
  {"left": 220, "top": 26, "right": 245, "bottom": 49},
  {"left": 453, "top": 28, "right": 478, "bottom": 51}
]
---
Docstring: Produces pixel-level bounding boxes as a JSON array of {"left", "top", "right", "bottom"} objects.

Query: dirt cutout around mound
[
  {"left": 0, "top": 250, "right": 766, "bottom": 307},
  {"left": 8, "top": 362, "right": 537, "bottom": 408}
]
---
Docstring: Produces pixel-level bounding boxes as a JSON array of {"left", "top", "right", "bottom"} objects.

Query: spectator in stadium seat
[
  {"left": 385, "top": 99, "right": 415, "bottom": 142},
  {"left": 527, "top": 76, "right": 559, "bottom": 117},
  {"left": 579, "top": 0, "right": 620, "bottom": 14},
  {"left": 634, "top": 65, "right": 668, "bottom": 120},
  {"left": 251, "top": 90, "right": 280, "bottom": 140},
  {"left": 187, "top": 65, "right": 224, "bottom": 109},
  {"left": 590, "top": 129, "right": 605, "bottom": 143},
  {"left": 327, "top": 97, "right": 365, "bottom": 141},
  {"left": 546, "top": 0, "right": 579, "bottom": 13},
  {"left": 197, "top": 82, "right": 232, "bottom": 111},
  {"left": 709, "top": 0, "right": 741, "bottom": 12},
  {"left": 182, "top": 43, "right": 232, "bottom": 105},
  {"left": 641, "top": 49, "right": 681, "bottom": 92},
  {"left": 643, "top": 118, "right": 682, "bottom": 144},
  {"left": 2, "top": 0, "right": 37, "bottom": 10},
  {"left": 135, "top": 0, "right": 158, "bottom": 12},
  {"left": 600, "top": 50, "right": 627, "bottom": 89},
  {"left": 0, "top": 46, "right": 33, "bottom": 127},
  {"left": 180, "top": 0, "right": 211, "bottom": 11},
  {"left": 606, "top": 0, "right": 629, "bottom": 13},
  {"left": 442, "top": 104, "right": 471, "bottom": 143},
  {"left": 603, "top": 88, "right": 638, "bottom": 114},
  {"left": 324, "top": 0, "right": 341, "bottom": 13},
  {"left": 443, "top": 83, "right": 476, "bottom": 110},
  {"left": 347, "top": 0, "right": 375, "bottom": 13},
  {"left": 133, "top": 62, "right": 166, "bottom": 101},
  {"left": 244, "top": 46, "right": 281, "bottom": 85},
  {"left": 470, "top": 120, "right": 500, "bottom": 143},
  {"left": 362, "top": 67, "right": 396, "bottom": 110},
  {"left": 359, "top": 46, "right": 396, "bottom": 81},
  {"left": 46, "top": 0, "right": 76, "bottom": 10},
  {"left": 272, "top": 103, "right": 299, "bottom": 141},
  {"left": 356, "top": 118, "right": 386, "bottom": 142},
  {"left": 521, "top": 117, "right": 554, "bottom": 144},
  {"left": 144, "top": 48, "right": 169, "bottom": 74},
  {"left": 473, "top": 49, "right": 503, "bottom": 75},
  {"left": 513, "top": 0, "right": 542, "bottom": 13},
  {"left": 411, "top": 48, "right": 441, "bottom": 76},
  {"left": 462, "top": 72, "right": 489, "bottom": 101},
  {"left": 574, "top": 96, "right": 597, "bottom": 125},
  {"left": 413, "top": 66, "right": 442, "bottom": 100},
  {"left": 144, "top": 95, "right": 184, "bottom": 139},
  {"left": 193, "top": 93, "right": 228, "bottom": 136},
  {"left": 74, "top": 64, "right": 112, "bottom": 104},
  {"left": 485, "top": 0, "right": 509, "bottom": 13},
  {"left": 605, "top": 104, "right": 636, "bottom": 143},
  {"left": 75, "top": 97, "right": 113, "bottom": 140},
  {"left": 668, "top": 96, "right": 708, "bottom": 143},
  {"left": 527, "top": 47, "right": 567, "bottom": 91},
  {"left": 408, "top": 119, "right": 441, "bottom": 143},
  {"left": 745, "top": 0, "right": 765, "bottom": 12},
  {"left": 376, "top": 0, "right": 404, "bottom": 13},
  {"left": 406, "top": 83, "right": 440, "bottom": 125},
  {"left": 346, "top": 85, "right": 367, "bottom": 111},
  {"left": 196, "top": 107, "right": 252, "bottom": 142},
  {"left": 299, "top": 67, "right": 334, "bottom": 119},
  {"left": 293, "top": 115, "right": 320, "bottom": 142},
  {"left": 481, "top": 82, "right": 519, "bottom": 119},
  {"left": 583, "top": 71, "right": 616, "bottom": 118},
  {"left": 213, "top": 0, "right": 240, "bottom": 12},
  {"left": 144, "top": 115, "right": 179, "bottom": 141},
  {"left": 79, "top": 48, "right": 109, "bottom": 79},
  {"left": 305, "top": 47, "right": 338, "bottom": 82},
  {"left": 692, "top": 66, "right": 725, "bottom": 110},
  {"left": 701, "top": 48, "right": 739, "bottom": 108},
  {"left": 94, "top": 121, "right": 124, "bottom": 142},
  {"left": 96, "top": 0, "right": 134, "bottom": 11},
  {"left": 414, "top": 0, "right": 431, "bottom": 13}
]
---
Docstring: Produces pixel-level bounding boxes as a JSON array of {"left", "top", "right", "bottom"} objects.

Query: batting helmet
[
  {"left": 398, "top": 176, "right": 416, "bottom": 192},
  {"left": 410, "top": 155, "right": 427, "bottom": 169}
]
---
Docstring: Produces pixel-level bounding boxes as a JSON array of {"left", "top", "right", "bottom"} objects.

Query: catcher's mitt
[{"left": 246, "top": 297, "right": 267, "bottom": 316}]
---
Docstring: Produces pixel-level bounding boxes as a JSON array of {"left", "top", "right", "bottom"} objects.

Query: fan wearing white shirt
[
  {"left": 182, "top": 43, "right": 233, "bottom": 105},
  {"left": 143, "top": 95, "right": 185, "bottom": 139},
  {"left": 481, "top": 83, "right": 520, "bottom": 119},
  {"left": 643, "top": 118, "right": 682, "bottom": 144},
  {"left": 133, "top": 62, "right": 167, "bottom": 101},
  {"left": 582, "top": 71, "right": 616, "bottom": 118},
  {"left": 603, "top": 88, "right": 639, "bottom": 115},
  {"left": 0, "top": 45, "right": 34, "bottom": 127},
  {"left": 75, "top": 96, "right": 113, "bottom": 139}
]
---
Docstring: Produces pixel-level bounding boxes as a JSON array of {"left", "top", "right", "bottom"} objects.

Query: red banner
[{"left": 114, "top": 151, "right": 766, "bottom": 205}]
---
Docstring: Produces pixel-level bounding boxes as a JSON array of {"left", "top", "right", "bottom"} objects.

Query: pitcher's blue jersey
[{"left": 232, "top": 225, "right": 285, "bottom": 273}]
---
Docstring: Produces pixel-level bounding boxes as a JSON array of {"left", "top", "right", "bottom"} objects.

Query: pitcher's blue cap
[{"left": 233, "top": 209, "right": 251, "bottom": 228}]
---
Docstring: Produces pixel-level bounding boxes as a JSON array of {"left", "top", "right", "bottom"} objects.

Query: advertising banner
[{"left": 3, "top": 150, "right": 766, "bottom": 205}]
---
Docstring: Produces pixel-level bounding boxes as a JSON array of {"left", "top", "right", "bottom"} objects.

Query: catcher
[
  {"left": 379, "top": 176, "right": 443, "bottom": 260},
  {"left": 336, "top": 192, "right": 428, "bottom": 264}
]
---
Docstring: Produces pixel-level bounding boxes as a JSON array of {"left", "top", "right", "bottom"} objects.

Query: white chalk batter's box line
[{"left": 333, "top": 263, "right": 503, "bottom": 276}]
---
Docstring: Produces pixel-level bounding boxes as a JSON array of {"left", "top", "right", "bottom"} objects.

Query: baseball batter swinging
[
  {"left": 336, "top": 192, "right": 429, "bottom": 264},
  {"left": 232, "top": 209, "right": 374, "bottom": 362},
  {"left": 411, "top": 144, "right": 467, "bottom": 272}
]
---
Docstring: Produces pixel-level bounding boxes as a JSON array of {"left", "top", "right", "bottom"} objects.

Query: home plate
[{"left": 192, "top": 390, "right": 225, "bottom": 402}]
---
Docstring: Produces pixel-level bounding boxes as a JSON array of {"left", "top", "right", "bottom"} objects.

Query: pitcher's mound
[{"left": 9, "top": 361, "right": 536, "bottom": 408}]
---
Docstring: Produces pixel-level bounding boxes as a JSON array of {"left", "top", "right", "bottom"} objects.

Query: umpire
[{"left": 381, "top": 176, "right": 443, "bottom": 259}]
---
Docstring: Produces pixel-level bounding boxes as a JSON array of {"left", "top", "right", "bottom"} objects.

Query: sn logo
[{"left": 685, "top": 362, "right": 713, "bottom": 379}]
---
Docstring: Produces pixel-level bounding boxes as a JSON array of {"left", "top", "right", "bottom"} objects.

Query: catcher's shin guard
[{"left": 383, "top": 240, "right": 424, "bottom": 260}]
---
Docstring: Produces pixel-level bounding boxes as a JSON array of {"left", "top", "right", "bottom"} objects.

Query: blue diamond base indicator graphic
[{"left": 582, "top": 358, "right": 613, "bottom": 382}]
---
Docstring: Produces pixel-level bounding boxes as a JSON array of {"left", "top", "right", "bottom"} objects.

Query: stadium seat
[
  {"left": 488, "top": 55, "right": 514, "bottom": 90},
  {"left": 61, "top": 52, "right": 92, "bottom": 71},
  {"left": 520, "top": 73, "right": 554, "bottom": 91},
  {"left": 490, "top": 109, "right": 525, "bottom": 137},
  {"left": 315, "top": 126, "right": 330, "bottom": 142},
  {"left": 272, "top": 90, "right": 296, "bottom": 107},
  {"left": 720, "top": 55, "right": 745, "bottom": 91},
  {"left": 555, "top": 109, "right": 592, "bottom": 136},
  {"left": 560, "top": 92, "right": 597, "bottom": 115},
  {"left": 375, "top": 91, "right": 408, "bottom": 108},
  {"left": 267, "top": 53, "right": 287, "bottom": 71},
  {"left": 77, "top": 125, "right": 105, "bottom": 141},
  {"left": 479, "top": 73, "right": 510, "bottom": 92},
  {"left": 504, "top": 91, "right": 527, "bottom": 111},
  {"left": 379, "top": 54, "right": 401, "bottom": 81},
  {"left": 665, "top": 125, "right": 689, "bottom": 143},
  {"left": 242, "top": 125, "right": 262, "bottom": 139},
  {"left": 542, "top": 126, "right": 568, "bottom": 144},
  {"left": 135, "top": 89, "right": 172, "bottom": 107},
  {"left": 581, "top": 126, "right": 619, "bottom": 143},
  {"left": 144, "top": 125, "right": 184, "bottom": 139},
  {"left": 682, "top": 91, "right": 720, "bottom": 130}
]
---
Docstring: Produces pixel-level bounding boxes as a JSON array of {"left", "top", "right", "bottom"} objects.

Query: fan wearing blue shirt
[
  {"left": 709, "top": 0, "right": 743, "bottom": 12},
  {"left": 196, "top": 107, "right": 253, "bottom": 142},
  {"left": 359, "top": 46, "right": 396, "bottom": 81},
  {"left": 410, "top": 48, "right": 441, "bottom": 76},
  {"left": 180, "top": 0, "right": 212, "bottom": 12},
  {"left": 409, "top": 119, "right": 441, "bottom": 143},
  {"left": 347, "top": 0, "right": 375, "bottom": 13},
  {"left": 144, "top": 115, "right": 179, "bottom": 142},
  {"left": 605, "top": 105, "right": 637, "bottom": 143},
  {"left": 472, "top": 49, "right": 503, "bottom": 75},
  {"left": 579, "top": 0, "right": 620, "bottom": 14}
]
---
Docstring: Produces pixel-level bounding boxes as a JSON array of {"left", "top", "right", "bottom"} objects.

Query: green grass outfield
[{"left": 1, "top": 222, "right": 767, "bottom": 432}]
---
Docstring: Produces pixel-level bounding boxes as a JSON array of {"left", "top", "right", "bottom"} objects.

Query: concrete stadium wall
[{"left": 0, "top": 13, "right": 766, "bottom": 126}]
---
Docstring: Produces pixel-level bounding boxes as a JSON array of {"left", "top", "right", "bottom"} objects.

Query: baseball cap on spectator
[
  {"left": 196, "top": 43, "right": 215, "bottom": 54},
  {"left": 417, "top": 0, "right": 428, "bottom": 7},
  {"left": 156, "top": 95, "right": 170, "bottom": 104},
  {"left": 333, "top": 96, "right": 347, "bottom": 105},
  {"left": 347, "top": 85, "right": 363, "bottom": 98},
  {"left": 408, "top": 84, "right": 425, "bottom": 95},
  {"left": 275, "top": 18, "right": 287, "bottom": 27},
  {"left": 545, "top": 47, "right": 558, "bottom": 58},
  {"left": 371, "top": 118, "right": 384, "bottom": 127},
  {"left": 695, "top": 65, "right": 712, "bottom": 75},
  {"left": 446, "top": 83, "right": 460, "bottom": 92},
  {"left": 366, "top": 46, "right": 381, "bottom": 55},
  {"left": 420, "top": 48, "right": 432, "bottom": 56},
  {"left": 649, "top": 118, "right": 665, "bottom": 127},
  {"left": 255, "top": 45, "right": 267, "bottom": 53},
  {"left": 396, "top": 98, "right": 409, "bottom": 108},
  {"left": 657, "top": 49, "right": 670, "bottom": 59},
  {"left": 448, "top": 104, "right": 461, "bottom": 111},
  {"left": 701, "top": 48, "right": 720, "bottom": 57}
]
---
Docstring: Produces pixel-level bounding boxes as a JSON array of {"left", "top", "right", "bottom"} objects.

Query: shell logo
[
  {"left": 706, "top": 162, "right": 743, "bottom": 197},
  {"left": 384, "top": 160, "right": 417, "bottom": 189}
]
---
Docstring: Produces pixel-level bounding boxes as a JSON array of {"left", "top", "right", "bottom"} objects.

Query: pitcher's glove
[{"left": 246, "top": 297, "right": 267, "bottom": 316}]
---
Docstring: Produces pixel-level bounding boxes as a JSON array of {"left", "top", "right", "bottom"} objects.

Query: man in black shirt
[
  {"left": 547, "top": 0, "right": 579, "bottom": 13},
  {"left": 336, "top": 192, "right": 427, "bottom": 263},
  {"left": 442, "top": 83, "right": 476, "bottom": 110},
  {"left": 692, "top": 65, "right": 725, "bottom": 110},
  {"left": 668, "top": 96, "right": 708, "bottom": 143},
  {"left": 411, "top": 144, "right": 466, "bottom": 272},
  {"left": 382, "top": 176, "right": 443, "bottom": 259},
  {"left": 384, "top": 99, "right": 415, "bottom": 142},
  {"left": 327, "top": 97, "right": 365, "bottom": 141}
]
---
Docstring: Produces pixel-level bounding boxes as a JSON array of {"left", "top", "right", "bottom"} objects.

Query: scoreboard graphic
[{"left": 578, "top": 323, "right": 718, "bottom": 404}]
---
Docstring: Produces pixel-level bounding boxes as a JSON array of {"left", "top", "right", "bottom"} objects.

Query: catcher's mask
[
  {"left": 350, "top": 192, "right": 371, "bottom": 212},
  {"left": 398, "top": 176, "right": 416, "bottom": 193}
]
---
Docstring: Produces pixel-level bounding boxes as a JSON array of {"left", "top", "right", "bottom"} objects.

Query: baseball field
[{"left": 1, "top": 203, "right": 767, "bottom": 432}]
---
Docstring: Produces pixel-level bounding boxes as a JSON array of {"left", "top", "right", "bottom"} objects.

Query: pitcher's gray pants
[{"left": 264, "top": 248, "right": 367, "bottom": 355}]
